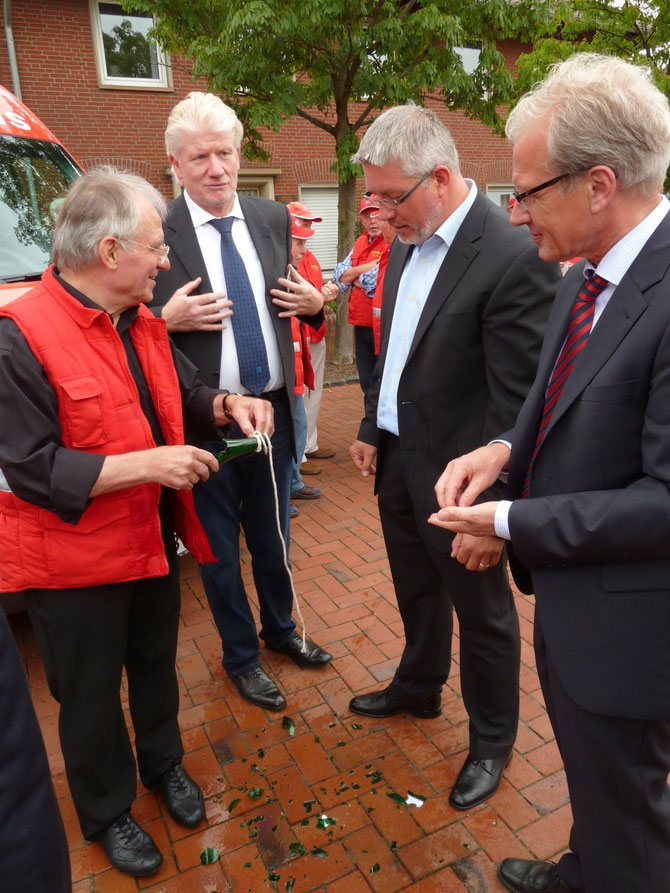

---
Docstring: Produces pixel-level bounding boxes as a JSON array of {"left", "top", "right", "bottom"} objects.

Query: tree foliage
[{"left": 516, "top": 1, "right": 670, "bottom": 98}]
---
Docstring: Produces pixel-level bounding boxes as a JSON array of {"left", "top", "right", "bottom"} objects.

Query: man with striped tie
[{"left": 431, "top": 54, "right": 670, "bottom": 893}]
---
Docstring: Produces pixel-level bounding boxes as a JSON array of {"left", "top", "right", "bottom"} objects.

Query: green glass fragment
[{"left": 200, "top": 847, "right": 220, "bottom": 865}]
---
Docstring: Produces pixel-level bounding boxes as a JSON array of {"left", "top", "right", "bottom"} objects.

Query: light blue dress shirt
[{"left": 377, "top": 181, "right": 478, "bottom": 435}]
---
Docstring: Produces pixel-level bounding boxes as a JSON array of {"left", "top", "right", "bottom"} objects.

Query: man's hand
[
  {"left": 214, "top": 394, "right": 274, "bottom": 437},
  {"left": 349, "top": 440, "right": 377, "bottom": 477},
  {"left": 435, "top": 442, "right": 511, "bottom": 509},
  {"left": 92, "top": 445, "right": 219, "bottom": 496},
  {"left": 449, "top": 532, "right": 504, "bottom": 572},
  {"left": 428, "top": 502, "right": 499, "bottom": 537},
  {"left": 161, "top": 277, "right": 233, "bottom": 332},
  {"left": 270, "top": 265, "right": 324, "bottom": 317},
  {"left": 322, "top": 281, "right": 339, "bottom": 303}
]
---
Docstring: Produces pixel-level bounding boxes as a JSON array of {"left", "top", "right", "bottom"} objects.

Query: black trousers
[
  {"left": 377, "top": 433, "right": 520, "bottom": 758},
  {"left": 354, "top": 325, "right": 377, "bottom": 395},
  {"left": 0, "top": 608, "right": 70, "bottom": 892},
  {"left": 536, "top": 619, "right": 670, "bottom": 893},
  {"left": 26, "top": 533, "right": 184, "bottom": 840}
]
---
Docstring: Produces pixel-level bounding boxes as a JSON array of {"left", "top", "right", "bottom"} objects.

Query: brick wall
[{"left": 0, "top": 0, "right": 520, "bottom": 200}]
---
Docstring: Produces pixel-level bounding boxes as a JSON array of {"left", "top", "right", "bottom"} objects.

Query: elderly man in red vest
[{"left": 0, "top": 168, "right": 271, "bottom": 879}]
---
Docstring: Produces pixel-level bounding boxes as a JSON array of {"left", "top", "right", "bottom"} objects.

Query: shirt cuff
[{"left": 494, "top": 500, "right": 513, "bottom": 540}]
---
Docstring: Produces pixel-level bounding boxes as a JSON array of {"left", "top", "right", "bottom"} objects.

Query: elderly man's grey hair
[
  {"left": 352, "top": 104, "right": 461, "bottom": 178},
  {"left": 51, "top": 167, "right": 167, "bottom": 271},
  {"left": 506, "top": 53, "right": 670, "bottom": 195},
  {"left": 165, "top": 92, "right": 244, "bottom": 159}
]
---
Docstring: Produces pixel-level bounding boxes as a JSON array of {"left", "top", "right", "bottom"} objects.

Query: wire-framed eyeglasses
[{"left": 365, "top": 170, "right": 433, "bottom": 210}]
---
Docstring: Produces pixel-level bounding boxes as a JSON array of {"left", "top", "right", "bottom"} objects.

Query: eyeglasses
[
  {"left": 512, "top": 172, "right": 574, "bottom": 209},
  {"left": 121, "top": 238, "right": 170, "bottom": 263},
  {"left": 366, "top": 170, "right": 433, "bottom": 209}
]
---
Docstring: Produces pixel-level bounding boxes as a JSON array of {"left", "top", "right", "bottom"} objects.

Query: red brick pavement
[{"left": 10, "top": 381, "right": 571, "bottom": 892}]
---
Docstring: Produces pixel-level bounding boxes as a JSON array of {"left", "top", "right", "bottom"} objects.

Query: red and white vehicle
[{"left": 0, "top": 85, "right": 82, "bottom": 306}]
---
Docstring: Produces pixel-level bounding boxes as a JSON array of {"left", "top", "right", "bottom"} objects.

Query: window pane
[{"left": 99, "top": 3, "right": 158, "bottom": 80}]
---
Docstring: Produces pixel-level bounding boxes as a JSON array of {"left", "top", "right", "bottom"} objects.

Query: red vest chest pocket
[{"left": 57, "top": 375, "right": 108, "bottom": 447}]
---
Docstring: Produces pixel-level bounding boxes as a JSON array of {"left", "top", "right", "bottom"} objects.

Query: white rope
[{"left": 252, "top": 432, "right": 308, "bottom": 653}]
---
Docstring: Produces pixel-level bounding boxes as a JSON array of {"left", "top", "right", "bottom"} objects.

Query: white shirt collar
[
  {"left": 183, "top": 190, "right": 245, "bottom": 229},
  {"left": 586, "top": 195, "right": 670, "bottom": 285}
]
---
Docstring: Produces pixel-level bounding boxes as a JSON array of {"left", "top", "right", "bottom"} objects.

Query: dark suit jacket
[
  {"left": 151, "top": 193, "right": 322, "bottom": 435},
  {"left": 359, "top": 191, "right": 561, "bottom": 551},
  {"left": 506, "top": 212, "right": 670, "bottom": 720}
]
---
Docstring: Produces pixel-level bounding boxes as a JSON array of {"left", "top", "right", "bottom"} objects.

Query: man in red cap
[
  {"left": 287, "top": 201, "right": 338, "bottom": 464},
  {"left": 333, "top": 195, "right": 386, "bottom": 393}
]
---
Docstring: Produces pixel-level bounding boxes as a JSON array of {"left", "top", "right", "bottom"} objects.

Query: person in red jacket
[
  {"left": 333, "top": 195, "right": 386, "bottom": 393},
  {"left": 0, "top": 169, "right": 272, "bottom": 879},
  {"left": 287, "top": 201, "right": 338, "bottom": 465},
  {"left": 371, "top": 219, "right": 395, "bottom": 355},
  {"left": 288, "top": 216, "right": 322, "bottom": 504}
]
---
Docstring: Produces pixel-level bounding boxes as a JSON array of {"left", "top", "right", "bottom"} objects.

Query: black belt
[{"left": 261, "top": 387, "right": 287, "bottom": 404}]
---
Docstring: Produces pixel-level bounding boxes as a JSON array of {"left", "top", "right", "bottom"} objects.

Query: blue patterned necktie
[{"left": 209, "top": 216, "right": 270, "bottom": 395}]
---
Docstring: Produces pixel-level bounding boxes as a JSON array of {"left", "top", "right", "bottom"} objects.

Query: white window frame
[
  {"left": 486, "top": 184, "right": 514, "bottom": 212},
  {"left": 89, "top": 0, "right": 172, "bottom": 91}
]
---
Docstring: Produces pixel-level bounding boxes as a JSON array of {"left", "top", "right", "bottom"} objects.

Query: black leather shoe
[
  {"left": 498, "top": 859, "right": 575, "bottom": 892},
  {"left": 267, "top": 634, "right": 333, "bottom": 668},
  {"left": 98, "top": 811, "right": 162, "bottom": 877},
  {"left": 349, "top": 686, "right": 441, "bottom": 719},
  {"left": 157, "top": 763, "right": 205, "bottom": 828},
  {"left": 232, "top": 667, "right": 286, "bottom": 711},
  {"left": 449, "top": 750, "right": 512, "bottom": 809}
]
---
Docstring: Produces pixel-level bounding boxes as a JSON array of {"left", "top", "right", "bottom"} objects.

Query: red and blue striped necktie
[{"left": 523, "top": 272, "right": 609, "bottom": 498}]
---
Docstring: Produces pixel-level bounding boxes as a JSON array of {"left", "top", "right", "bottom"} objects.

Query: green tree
[
  {"left": 515, "top": 0, "right": 670, "bottom": 189},
  {"left": 124, "top": 0, "right": 552, "bottom": 361}
]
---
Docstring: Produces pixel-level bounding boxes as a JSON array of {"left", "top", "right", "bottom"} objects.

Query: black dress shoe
[
  {"left": 98, "top": 811, "right": 162, "bottom": 877},
  {"left": 449, "top": 750, "right": 512, "bottom": 809},
  {"left": 349, "top": 686, "right": 441, "bottom": 719},
  {"left": 498, "top": 859, "right": 576, "bottom": 892},
  {"left": 267, "top": 634, "right": 333, "bottom": 668},
  {"left": 157, "top": 763, "right": 205, "bottom": 828},
  {"left": 232, "top": 667, "right": 286, "bottom": 711}
]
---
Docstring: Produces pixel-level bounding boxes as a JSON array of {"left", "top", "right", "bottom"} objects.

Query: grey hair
[
  {"left": 51, "top": 167, "right": 167, "bottom": 270},
  {"left": 506, "top": 53, "right": 670, "bottom": 195},
  {"left": 165, "top": 92, "right": 244, "bottom": 159},
  {"left": 352, "top": 104, "right": 460, "bottom": 177}
]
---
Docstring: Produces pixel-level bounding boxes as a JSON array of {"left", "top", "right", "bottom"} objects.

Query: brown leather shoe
[
  {"left": 300, "top": 460, "right": 322, "bottom": 475},
  {"left": 305, "top": 448, "right": 335, "bottom": 459},
  {"left": 291, "top": 484, "right": 321, "bottom": 500}
]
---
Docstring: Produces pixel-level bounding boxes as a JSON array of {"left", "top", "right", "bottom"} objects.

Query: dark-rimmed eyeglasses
[
  {"left": 121, "top": 238, "right": 170, "bottom": 263},
  {"left": 365, "top": 170, "right": 433, "bottom": 210},
  {"left": 512, "top": 173, "right": 574, "bottom": 208}
]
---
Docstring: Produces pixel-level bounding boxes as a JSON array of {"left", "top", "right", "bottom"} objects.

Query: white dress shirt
[
  {"left": 377, "top": 180, "right": 478, "bottom": 435},
  {"left": 494, "top": 196, "right": 670, "bottom": 539},
  {"left": 183, "top": 190, "right": 284, "bottom": 394}
]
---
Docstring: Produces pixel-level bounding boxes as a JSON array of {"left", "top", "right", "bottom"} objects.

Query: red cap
[
  {"left": 291, "top": 216, "right": 316, "bottom": 239},
  {"left": 287, "top": 201, "right": 322, "bottom": 222},
  {"left": 360, "top": 194, "right": 380, "bottom": 213},
  {"left": 507, "top": 196, "right": 517, "bottom": 209}
]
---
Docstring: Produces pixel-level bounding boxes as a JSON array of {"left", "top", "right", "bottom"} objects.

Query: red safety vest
[
  {"left": 372, "top": 243, "right": 391, "bottom": 354},
  {"left": 0, "top": 267, "right": 214, "bottom": 593},
  {"left": 347, "top": 233, "right": 386, "bottom": 327},
  {"left": 298, "top": 249, "right": 327, "bottom": 344}
]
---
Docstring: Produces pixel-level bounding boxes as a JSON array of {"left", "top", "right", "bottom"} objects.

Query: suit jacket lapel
[
  {"left": 542, "top": 214, "right": 670, "bottom": 438},
  {"left": 164, "top": 194, "right": 213, "bottom": 293},
  {"left": 239, "top": 195, "right": 275, "bottom": 303},
  {"left": 378, "top": 240, "right": 411, "bottom": 368},
  {"left": 404, "top": 192, "right": 486, "bottom": 366}
]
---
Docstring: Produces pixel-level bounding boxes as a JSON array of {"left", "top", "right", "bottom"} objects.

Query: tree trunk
[{"left": 332, "top": 174, "right": 357, "bottom": 365}]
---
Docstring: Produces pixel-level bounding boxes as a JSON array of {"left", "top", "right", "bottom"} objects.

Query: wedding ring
[{"left": 478, "top": 563, "right": 489, "bottom": 569}]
